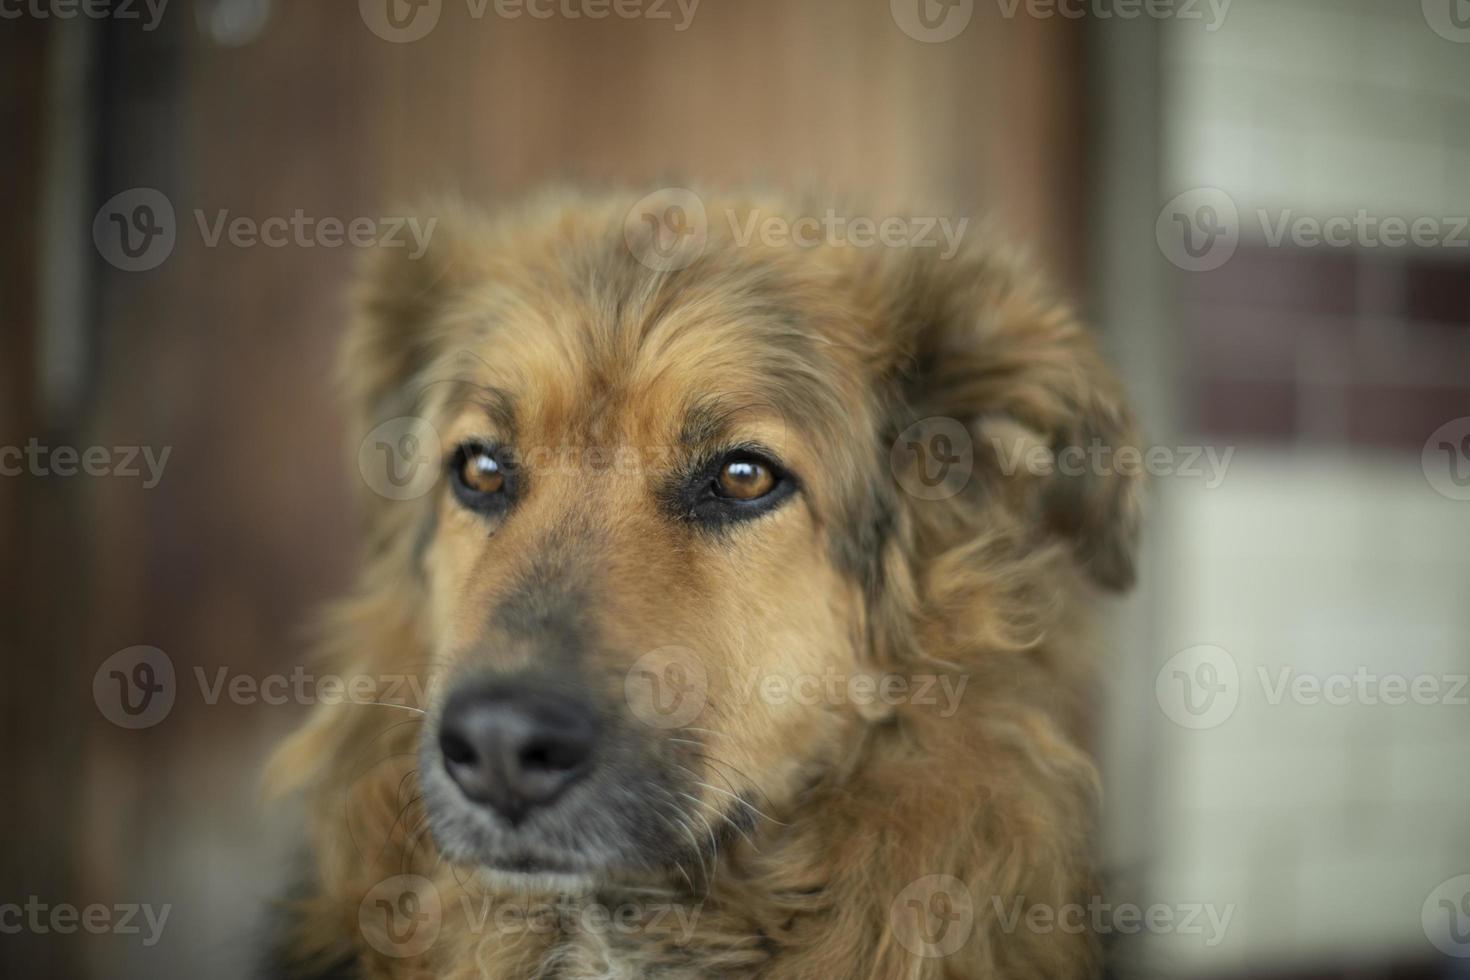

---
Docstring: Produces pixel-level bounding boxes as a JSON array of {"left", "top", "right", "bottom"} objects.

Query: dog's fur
[{"left": 265, "top": 188, "right": 1140, "bottom": 980}]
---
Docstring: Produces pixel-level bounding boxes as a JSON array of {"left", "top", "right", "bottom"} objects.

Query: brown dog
[{"left": 265, "top": 188, "right": 1140, "bottom": 979}]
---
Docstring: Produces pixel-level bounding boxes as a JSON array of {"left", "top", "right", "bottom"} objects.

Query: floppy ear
[
  {"left": 341, "top": 212, "right": 465, "bottom": 439},
  {"left": 882, "top": 245, "right": 1142, "bottom": 591}
]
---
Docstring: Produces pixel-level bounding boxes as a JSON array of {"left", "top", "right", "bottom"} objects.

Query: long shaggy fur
[{"left": 264, "top": 187, "right": 1141, "bottom": 980}]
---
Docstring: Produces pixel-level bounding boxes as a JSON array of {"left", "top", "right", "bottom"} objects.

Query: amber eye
[
  {"left": 458, "top": 447, "right": 503, "bottom": 494},
  {"left": 679, "top": 448, "right": 795, "bottom": 526},
  {"left": 449, "top": 444, "right": 512, "bottom": 514},
  {"left": 715, "top": 457, "right": 776, "bottom": 501}
]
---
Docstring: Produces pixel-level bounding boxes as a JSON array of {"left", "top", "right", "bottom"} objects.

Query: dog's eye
[
  {"left": 460, "top": 449, "right": 503, "bottom": 494},
  {"left": 449, "top": 443, "right": 512, "bottom": 513},
  {"left": 671, "top": 448, "right": 795, "bottom": 528},
  {"left": 714, "top": 457, "right": 776, "bottom": 501}
]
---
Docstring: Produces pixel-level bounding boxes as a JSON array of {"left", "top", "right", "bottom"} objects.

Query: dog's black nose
[{"left": 437, "top": 682, "right": 597, "bottom": 823}]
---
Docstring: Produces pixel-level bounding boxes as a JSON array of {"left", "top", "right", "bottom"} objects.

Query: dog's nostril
[
  {"left": 520, "top": 744, "right": 553, "bottom": 771},
  {"left": 440, "top": 731, "right": 477, "bottom": 767},
  {"left": 519, "top": 738, "right": 585, "bottom": 773}
]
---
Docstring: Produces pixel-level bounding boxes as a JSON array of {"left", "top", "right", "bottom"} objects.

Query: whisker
[
  {"left": 339, "top": 740, "right": 418, "bottom": 865},
  {"left": 377, "top": 792, "right": 425, "bottom": 867},
  {"left": 342, "top": 716, "right": 423, "bottom": 784},
  {"left": 678, "top": 812, "right": 711, "bottom": 886},
  {"left": 687, "top": 752, "right": 782, "bottom": 817},
  {"left": 650, "top": 795, "right": 698, "bottom": 894},
  {"left": 677, "top": 791, "right": 723, "bottom": 853},
  {"left": 679, "top": 788, "right": 758, "bottom": 853},
  {"left": 668, "top": 850, "right": 696, "bottom": 894},
  {"left": 656, "top": 790, "right": 709, "bottom": 885},
  {"left": 403, "top": 811, "right": 436, "bottom": 874},
  {"left": 674, "top": 762, "right": 768, "bottom": 823},
  {"left": 676, "top": 773, "right": 777, "bottom": 840},
  {"left": 343, "top": 700, "right": 427, "bottom": 715},
  {"left": 679, "top": 726, "right": 733, "bottom": 739},
  {"left": 394, "top": 767, "right": 419, "bottom": 808}
]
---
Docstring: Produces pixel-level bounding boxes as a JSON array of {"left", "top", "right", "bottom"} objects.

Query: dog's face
[
  {"left": 347, "top": 192, "right": 1137, "bottom": 890},
  {"left": 412, "top": 300, "right": 870, "bottom": 888}
]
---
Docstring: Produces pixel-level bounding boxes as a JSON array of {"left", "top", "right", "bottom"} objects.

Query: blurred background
[{"left": 2, "top": 0, "right": 1468, "bottom": 977}]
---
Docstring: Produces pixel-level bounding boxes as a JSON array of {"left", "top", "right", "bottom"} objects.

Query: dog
[{"left": 264, "top": 187, "right": 1141, "bottom": 979}]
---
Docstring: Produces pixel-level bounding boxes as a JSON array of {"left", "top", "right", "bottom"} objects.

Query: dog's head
[{"left": 336, "top": 190, "right": 1138, "bottom": 891}]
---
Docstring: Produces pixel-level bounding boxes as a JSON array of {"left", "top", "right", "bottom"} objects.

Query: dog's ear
[
  {"left": 341, "top": 213, "right": 464, "bottom": 438},
  {"left": 879, "top": 246, "right": 1142, "bottom": 591}
]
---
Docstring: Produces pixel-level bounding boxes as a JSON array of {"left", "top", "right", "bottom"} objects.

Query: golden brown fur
[{"left": 265, "top": 188, "right": 1140, "bottom": 980}]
